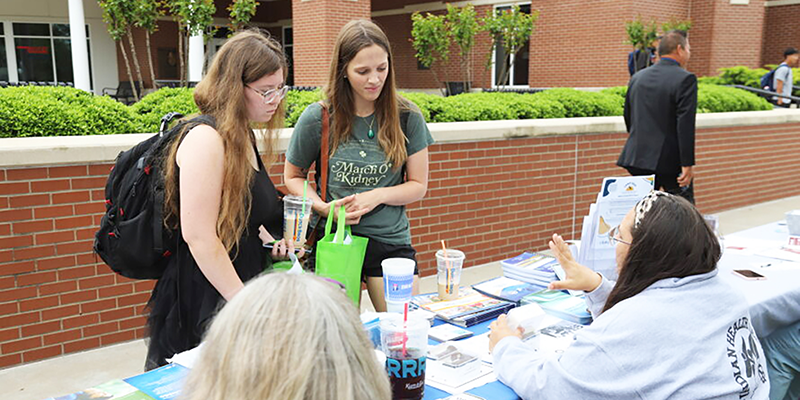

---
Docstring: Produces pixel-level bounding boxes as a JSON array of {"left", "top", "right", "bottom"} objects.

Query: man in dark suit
[{"left": 617, "top": 30, "right": 697, "bottom": 203}]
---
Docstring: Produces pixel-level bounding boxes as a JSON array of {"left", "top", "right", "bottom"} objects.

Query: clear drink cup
[
  {"left": 283, "top": 195, "right": 313, "bottom": 247},
  {"left": 436, "top": 249, "right": 464, "bottom": 301},
  {"left": 380, "top": 314, "right": 429, "bottom": 400}
]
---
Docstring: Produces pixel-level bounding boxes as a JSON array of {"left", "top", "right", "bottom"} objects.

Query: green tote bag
[{"left": 315, "top": 205, "right": 369, "bottom": 305}]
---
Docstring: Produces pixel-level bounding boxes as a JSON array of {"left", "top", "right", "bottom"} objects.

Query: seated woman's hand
[
  {"left": 489, "top": 314, "right": 524, "bottom": 353},
  {"left": 548, "top": 233, "right": 602, "bottom": 292},
  {"left": 259, "top": 226, "right": 305, "bottom": 260}
]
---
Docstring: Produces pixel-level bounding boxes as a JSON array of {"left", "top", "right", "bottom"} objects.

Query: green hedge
[
  {"left": 697, "top": 65, "right": 800, "bottom": 97},
  {"left": 130, "top": 88, "right": 199, "bottom": 133},
  {"left": 600, "top": 84, "right": 772, "bottom": 113},
  {"left": 0, "top": 83, "right": 777, "bottom": 138},
  {"left": 0, "top": 86, "right": 142, "bottom": 138}
]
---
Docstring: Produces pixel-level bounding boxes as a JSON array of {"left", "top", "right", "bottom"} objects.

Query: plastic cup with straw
[{"left": 441, "top": 240, "right": 452, "bottom": 295}]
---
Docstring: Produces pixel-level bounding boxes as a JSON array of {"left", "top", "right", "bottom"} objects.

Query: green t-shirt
[{"left": 286, "top": 102, "right": 434, "bottom": 245}]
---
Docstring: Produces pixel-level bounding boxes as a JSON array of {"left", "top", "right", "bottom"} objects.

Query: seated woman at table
[
  {"left": 181, "top": 273, "right": 390, "bottom": 400},
  {"left": 490, "top": 191, "right": 771, "bottom": 399}
]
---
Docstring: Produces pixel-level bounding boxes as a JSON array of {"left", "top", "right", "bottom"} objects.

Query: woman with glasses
[
  {"left": 489, "top": 191, "right": 770, "bottom": 399},
  {"left": 284, "top": 20, "right": 434, "bottom": 311},
  {"left": 144, "top": 30, "right": 296, "bottom": 370}
]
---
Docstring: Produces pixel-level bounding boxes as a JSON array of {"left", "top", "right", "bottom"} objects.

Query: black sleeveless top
[{"left": 145, "top": 141, "right": 282, "bottom": 370}]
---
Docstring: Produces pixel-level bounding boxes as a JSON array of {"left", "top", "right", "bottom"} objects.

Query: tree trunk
[
  {"left": 118, "top": 41, "right": 139, "bottom": 101},
  {"left": 497, "top": 52, "right": 510, "bottom": 89},
  {"left": 145, "top": 30, "right": 157, "bottom": 89},
  {"left": 125, "top": 26, "right": 144, "bottom": 98},
  {"left": 461, "top": 54, "right": 469, "bottom": 93},
  {"left": 177, "top": 25, "right": 185, "bottom": 86}
]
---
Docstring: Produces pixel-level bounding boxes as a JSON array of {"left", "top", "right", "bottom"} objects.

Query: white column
[
  {"left": 188, "top": 34, "right": 204, "bottom": 82},
  {"left": 67, "top": 0, "right": 91, "bottom": 91}
]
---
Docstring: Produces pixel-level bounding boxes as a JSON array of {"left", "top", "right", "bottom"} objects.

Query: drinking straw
[
  {"left": 441, "top": 240, "right": 452, "bottom": 294},
  {"left": 402, "top": 302, "right": 408, "bottom": 357},
  {"left": 299, "top": 180, "right": 308, "bottom": 244},
  {"left": 302, "top": 180, "right": 308, "bottom": 215}
]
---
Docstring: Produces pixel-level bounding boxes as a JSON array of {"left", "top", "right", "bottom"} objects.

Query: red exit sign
[{"left": 17, "top": 45, "right": 49, "bottom": 54}]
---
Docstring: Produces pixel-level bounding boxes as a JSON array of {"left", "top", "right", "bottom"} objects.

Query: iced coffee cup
[
  {"left": 436, "top": 249, "right": 464, "bottom": 301},
  {"left": 381, "top": 314, "right": 429, "bottom": 400},
  {"left": 283, "top": 195, "right": 313, "bottom": 247}
]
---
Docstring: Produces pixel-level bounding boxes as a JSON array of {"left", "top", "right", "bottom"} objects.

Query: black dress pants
[{"left": 624, "top": 167, "right": 695, "bottom": 204}]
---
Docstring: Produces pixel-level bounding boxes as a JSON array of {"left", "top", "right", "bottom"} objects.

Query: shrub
[
  {"left": 597, "top": 84, "right": 771, "bottom": 113},
  {"left": 0, "top": 84, "right": 777, "bottom": 138},
  {"left": 285, "top": 89, "right": 323, "bottom": 127},
  {"left": 716, "top": 66, "right": 769, "bottom": 88},
  {"left": 533, "top": 88, "right": 624, "bottom": 117},
  {"left": 130, "top": 88, "right": 199, "bottom": 132},
  {"left": 696, "top": 84, "right": 772, "bottom": 113},
  {"left": 0, "top": 86, "right": 142, "bottom": 138}
]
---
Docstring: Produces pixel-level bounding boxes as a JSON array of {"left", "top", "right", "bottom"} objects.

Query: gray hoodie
[{"left": 492, "top": 270, "right": 770, "bottom": 399}]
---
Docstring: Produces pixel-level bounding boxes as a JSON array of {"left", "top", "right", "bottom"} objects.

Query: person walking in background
[
  {"left": 181, "top": 273, "right": 391, "bottom": 400},
  {"left": 627, "top": 37, "right": 660, "bottom": 76},
  {"left": 617, "top": 30, "right": 697, "bottom": 203},
  {"left": 145, "top": 30, "right": 296, "bottom": 370},
  {"left": 771, "top": 47, "right": 799, "bottom": 108},
  {"left": 284, "top": 20, "right": 434, "bottom": 312}
]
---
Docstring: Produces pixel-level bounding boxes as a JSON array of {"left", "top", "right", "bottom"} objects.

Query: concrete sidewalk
[{"left": 2, "top": 195, "right": 799, "bottom": 400}]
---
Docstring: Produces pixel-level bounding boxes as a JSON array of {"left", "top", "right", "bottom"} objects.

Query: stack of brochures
[
  {"left": 520, "top": 288, "right": 592, "bottom": 325},
  {"left": 577, "top": 176, "right": 654, "bottom": 280},
  {"left": 500, "top": 252, "right": 560, "bottom": 287},
  {"left": 412, "top": 288, "right": 516, "bottom": 327},
  {"left": 471, "top": 276, "right": 546, "bottom": 305}
]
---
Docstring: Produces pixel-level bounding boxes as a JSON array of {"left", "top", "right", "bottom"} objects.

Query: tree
[
  {"left": 445, "top": 4, "right": 480, "bottom": 92},
  {"left": 98, "top": 0, "right": 140, "bottom": 101},
  {"left": 228, "top": 0, "right": 260, "bottom": 32},
  {"left": 410, "top": 11, "right": 450, "bottom": 95},
  {"left": 482, "top": 5, "right": 537, "bottom": 88},
  {"left": 133, "top": 0, "right": 163, "bottom": 89},
  {"left": 166, "top": 0, "right": 215, "bottom": 85},
  {"left": 624, "top": 17, "right": 659, "bottom": 52},
  {"left": 661, "top": 18, "right": 692, "bottom": 34}
]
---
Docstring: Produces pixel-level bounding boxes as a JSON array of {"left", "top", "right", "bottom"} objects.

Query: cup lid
[{"left": 435, "top": 249, "right": 465, "bottom": 260}]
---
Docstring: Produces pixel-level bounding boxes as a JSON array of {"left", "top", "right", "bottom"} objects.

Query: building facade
[{"left": 1, "top": 0, "right": 798, "bottom": 93}]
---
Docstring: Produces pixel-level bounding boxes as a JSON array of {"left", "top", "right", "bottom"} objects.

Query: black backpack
[{"left": 94, "top": 113, "right": 215, "bottom": 279}]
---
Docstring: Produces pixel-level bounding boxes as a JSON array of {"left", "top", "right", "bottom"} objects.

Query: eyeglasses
[
  {"left": 246, "top": 84, "right": 288, "bottom": 105},
  {"left": 608, "top": 225, "right": 631, "bottom": 246}
]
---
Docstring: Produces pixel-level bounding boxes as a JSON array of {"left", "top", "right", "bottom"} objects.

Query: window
[
  {"left": 492, "top": 3, "right": 531, "bottom": 87},
  {"left": 283, "top": 26, "right": 293, "bottom": 86},
  {"left": 10, "top": 22, "right": 92, "bottom": 86},
  {"left": 0, "top": 23, "right": 7, "bottom": 81}
]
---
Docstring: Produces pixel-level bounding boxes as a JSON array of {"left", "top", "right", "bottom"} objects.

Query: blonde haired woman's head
[{"left": 182, "top": 273, "right": 391, "bottom": 400}]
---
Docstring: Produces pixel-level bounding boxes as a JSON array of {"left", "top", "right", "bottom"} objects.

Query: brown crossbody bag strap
[{"left": 305, "top": 101, "right": 329, "bottom": 248}]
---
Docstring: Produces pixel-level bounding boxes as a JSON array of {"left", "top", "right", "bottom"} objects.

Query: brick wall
[
  {"left": 762, "top": 4, "right": 800, "bottom": 67},
  {"left": 376, "top": 5, "right": 493, "bottom": 90},
  {"left": 2, "top": 116, "right": 800, "bottom": 368},
  {"left": 528, "top": 0, "right": 632, "bottom": 87},
  {"left": 291, "top": 0, "right": 371, "bottom": 86}
]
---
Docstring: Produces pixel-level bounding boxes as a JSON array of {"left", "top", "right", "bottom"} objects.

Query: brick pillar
[
  {"left": 689, "top": 0, "right": 765, "bottom": 76},
  {"left": 762, "top": 3, "right": 800, "bottom": 67},
  {"left": 291, "top": 0, "right": 371, "bottom": 86}
]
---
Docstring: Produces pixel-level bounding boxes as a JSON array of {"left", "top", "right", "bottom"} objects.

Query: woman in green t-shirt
[{"left": 284, "top": 20, "right": 434, "bottom": 312}]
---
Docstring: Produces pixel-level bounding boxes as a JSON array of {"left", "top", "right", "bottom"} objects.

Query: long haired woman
[
  {"left": 284, "top": 20, "right": 434, "bottom": 311},
  {"left": 145, "top": 30, "right": 295, "bottom": 370}
]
